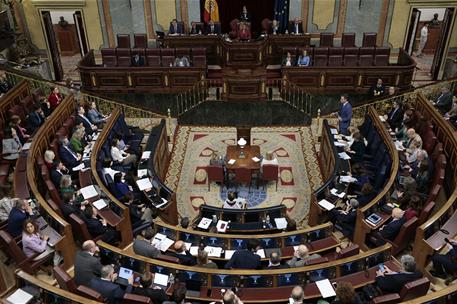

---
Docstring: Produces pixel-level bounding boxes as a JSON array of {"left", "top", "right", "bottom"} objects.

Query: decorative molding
[
  {"left": 312, "top": 0, "right": 336, "bottom": 30},
  {"left": 302, "top": 0, "right": 309, "bottom": 32},
  {"left": 31, "top": 0, "right": 86, "bottom": 7},
  {"left": 336, "top": 0, "right": 347, "bottom": 37},
  {"left": 144, "top": 0, "right": 155, "bottom": 39},
  {"left": 377, "top": 0, "right": 390, "bottom": 46},
  {"left": 101, "top": 0, "right": 114, "bottom": 47}
]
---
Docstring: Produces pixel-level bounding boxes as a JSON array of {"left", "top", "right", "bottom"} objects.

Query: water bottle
[
  {"left": 212, "top": 214, "right": 218, "bottom": 224},
  {"left": 168, "top": 273, "right": 175, "bottom": 285}
]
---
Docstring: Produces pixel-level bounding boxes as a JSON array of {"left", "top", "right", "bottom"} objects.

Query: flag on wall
[
  {"left": 274, "top": 0, "right": 290, "bottom": 33},
  {"left": 204, "top": 0, "right": 219, "bottom": 23}
]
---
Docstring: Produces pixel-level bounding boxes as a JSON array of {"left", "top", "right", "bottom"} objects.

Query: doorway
[
  {"left": 404, "top": 7, "right": 455, "bottom": 84},
  {"left": 40, "top": 9, "right": 89, "bottom": 82}
]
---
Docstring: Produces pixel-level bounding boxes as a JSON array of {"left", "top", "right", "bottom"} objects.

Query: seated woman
[
  {"left": 346, "top": 131, "right": 365, "bottom": 164},
  {"left": 238, "top": 22, "right": 251, "bottom": 41},
  {"left": 9, "top": 115, "right": 30, "bottom": 145},
  {"left": 87, "top": 101, "right": 107, "bottom": 126},
  {"left": 297, "top": 50, "right": 310, "bottom": 67},
  {"left": 223, "top": 191, "right": 247, "bottom": 209},
  {"left": 22, "top": 219, "right": 58, "bottom": 268},
  {"left": 111, "top": 138, "right": 137, "bottom": 167},
  {"left": 404, "top": 195, "right": 421, "bottom": 221},
  {"left": 405, "top": 141, "right": 420, "bottom": 164},
  {"left": 70, "top": 128, "right": 85, "bottom": 155},
  {"left": 48, "top": 86, "right": 63, "bottom": 110},
  {"left": 260, "top": 151, "right": 278, "bottom": 171},
  {"left": 83, "top": 205, "right": 118, "bottom": 245},
  {"left": 44, "top": 150, "right": 55, "bottom": 170},
  {"left": 2, "top": 127, "right": 21, "bottom": 161},
  {"left": 282, "top": 52, "right": 295, "bottom": 66},
  {"left": 59, "top": 175, "right": 77, "bottom": 197}
]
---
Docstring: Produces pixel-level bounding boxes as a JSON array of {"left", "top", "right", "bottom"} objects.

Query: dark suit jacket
[
  {"left": 270, "top": 25, "right": 282, "bottom": 34},
  {"left": 205, "top": 24, "right": 221, "bottom": 35},
  {"left": 339, "top": 102, "right": 353, "bottom": 133},
  {"left": 239, "top": 12, "right": 251, "bottom": 22},
  {"left": 27, "top": 111, "right": 44, "bottom": 133},
  {"left": 168, "top": 23, "right": 184, "bottom": 34},
  {"left": 84, "top": 217, "right": 107, "bottom": 238},
  {"left": 133, "top": 286, "right": 168, "bottom": 304},
  {"left": 225, "top": 250, "right": 261, "bottom": 269},
  {"left": 133, "top": 239, "right": 160, "bottom": 259},
  {"left": 74, "top": 251, "right": 103, "bottom": 286},
  {"left": 289, "top": 22, "right": 303, "bottom": 34},
  {"left": 76, "top": 114, "right": 94, "bottom": 135},
  {"left": 336, "top": 209, "right": 357, "bottom": 237},
  {"left": 7, "top": 207, "right": 30, "bottom": 238},
  {"left": 168, "top": 250, "right": 196, "bottom": 266},
  {"left": 380, "top": 217, "right": 405, "bottom": 241},
  {"left": 50, "top": 169, "right": 64, "bottom": 188},
  {"left": 435, "top": 92, "right": 453, "bottom": 113},
  {"left": 350, "top": 140, "right": 366, "bottom": 164},
  {"left": 59, "top": 145, "right": 80, "bottom": 169},
  {"left": 387, "top": 107, "right": 404, "bottom": 130},
  {"left": 376, "top": 271, "right": 422, "bottom": 293},
  {"left": 90, "top": 277, "right": 132, "bottom": 303}
]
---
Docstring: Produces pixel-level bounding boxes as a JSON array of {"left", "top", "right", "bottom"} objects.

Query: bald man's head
[
  {"left": 291, "top": 285, "right": 304, "bottom": 302},
  {"left": 82, "top": 240, "right": 97, "bottom": 253},
  {"left": 392, "top": 208, "right": 404, "bottom": 219},
  {"left": 174, "top": 240, "right": 185, "bottom": 252}
]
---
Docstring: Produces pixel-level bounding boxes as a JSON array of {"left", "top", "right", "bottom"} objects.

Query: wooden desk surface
[
  {"left": 365, "top": 212, "right": 391, "bottom": 230},
  {"left": 225, "top": 145, "right": 261, "bottom": 170}
]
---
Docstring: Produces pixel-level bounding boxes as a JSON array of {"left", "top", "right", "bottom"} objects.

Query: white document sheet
[
  {"left": 316, "top": 279, "right": 336, "bottom": 298},
  {"left": 154, "top": 273, "right": 169, "bottom": 287},
  {"left": 330, "top": 188, "right": 346, "bottom": 198},
  {"left": 72, "top": 163, "right": 85, "bottom": 171},
  {"left": 227, "top": 159, "right": 236, "bottom": 165},
  {"left": 274, "top": 217, "right": 288, "bottom": 229},
  {"left": 92, "top": 199, "right": 108, "bottom": 210},
  {"left": 251, "top": 157, "right": 260, "bottom": 162},
  {"left": 318, "top": 199, "right": 335, "bottom": 211},
  {"left": 256, "top": 249, "right": 266, "bottom": 258},
  {"left": 136, "top": 178, "right": 153, "bottom": 191},
  {"left": 204, "top": 246, "right": 223, "bottom": 257},
  {"left": 80, "top": 185, "right": 98, "bottom": 199},
  {"left": 338, "top": 152, "right": 351, "bottom": 160},
  {"left": 197, "top": 217, "right": 212, "bottom": 229},
  {"left": 137, "top": 169, "right": 148, "bottom": 177},
  {"left": 141, "top": 151, "right": 151, "bottom": 159},
  {"left": 224, "top": 250, "right": 235, "bottom": 259},
  {"left": 6, "top": 288, "right": 34, "bottom": 304}
]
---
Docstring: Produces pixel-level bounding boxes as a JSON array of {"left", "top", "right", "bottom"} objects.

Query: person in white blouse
[
  {"left": 260, "top": 151, "right": 278, "bottom": 172},
  {"left": 2, "top": 127, "right": 21, "bottom": 160},
  {"left": 223, "top": 192, "right": 247, "bottom": 209},
  {"left": 102, "top": 158, "right": 121, "bottom": 180},
  {"left": 416, "top": 23, "right": 429, "bottom": 57},
  {"left": 405, "top": 141, "right": 420, "bottom": 164},
  {"left": 111, "top": 138, "right": 137, "bottom": 166}
]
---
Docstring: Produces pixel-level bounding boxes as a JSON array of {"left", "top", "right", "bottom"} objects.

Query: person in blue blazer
[
  {"left": 168, "top": 19, "right": 184, "bottom": 35},
  {"left": 90, "top": 265, "right": 133, "bottom": 304},
  {"left": 335, "top": 94, "right": 353, "bottom": 135}
]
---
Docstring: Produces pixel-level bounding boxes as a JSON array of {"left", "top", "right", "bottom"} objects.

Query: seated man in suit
[
  {"left": 329, "top": 198, "right": 359, "bottom": 238},
  {"left": 90, "top": 264, "right": 133, "bottom": 303},
  {"left": 76, "top": 106, "right": 97, "bottom": 135},
  {"left": 131, "top": 53, "right": 145, "bottom": 67},
  {"left": 369, "top": 78, "right": 386, "bottom": 97},
  {"left": 375, "top": 254, "right": 422, "bottom": 293},
  {"left": 173, "top": 55, "right": 190, "bottom": 67},
  {"left": 168, "top": 240, "right": 196, "bottom": 266},
  {"left": 266, "top": 251, "right": 289, "bottom": 269},
  {"left": 205, "top": 20, "right": 221, "bottom": 35},
  {"left": 83, "top": 206, "right": 118, "bottom": 245},
  {"left": 58, "top": 136, "right": 81, "bottom": 170},
  {"left": 431, "top": 86, "right": 453, "bottom": 113},
  {"left": 169, "top": 19, "right": 184, "bottom": 35},
  {"left": 270, "top": 19, "right": 281, "bottom": 35},
  {"left": 386, "top": 100, "right": 404, "bottom": 131},
  {"left": 27, "top": 105, "right": 45, "bottom": 134},
  {"left": 239, "top": 5, "right": 251, "bottom": 22},
  {"left": 189, "top": 21, "right": 202, "bottom": 35},
  {"left": 372, "top": 208, "right": 406, "bottom": 246},
  {"left": 74, "top": 240, "right": 103, "bottom": 287},
  {"left": 225, "top": 238, "right": 262, "bottom": 269},
  {"left": 133, "top": 229, "right": 160, "bottom": 259},
  {"left": 431, "top": 238, "right": 457, "bottom": 283},
  {"left": 133, "top": 271, "right": 168, "bottom": 304},
  {"left": 289, "top": 18, "right": 303, "bottom": 35},
  {"left": 403, "top": 128, "right": 422, "bottom": 150},
  {"left": 7, "top": 199, "right": 33, "bottom": 238},
  {"left": 50, "top": 160, "right": 69, "bottom": 188},
  {"left": 287, "top": 244, "right": 321, "bottom": 267}
]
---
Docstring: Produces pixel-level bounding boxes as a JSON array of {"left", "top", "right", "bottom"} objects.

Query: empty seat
[
  {"left": 175, "top": 48, "right": 190, "bottom": 57},
  {"left": 329, "top": 47, "right": 344, "bottom": 56},
  {"left": 359, "top": 55, "right": 373, "bottom": 66},
  {"left": 192, "top": 55, "right": 206, "bottom": 67},
  {"left": 359, "top": 47, "right": 375, "bottom": 56},
  {"left": 314, "top": 47, "right": 328, "bottom": 55},
  {"left": 145, "top": 48, "right": 161, "bottom": 67},
  {"left": 362, "top": 32, "right": 377, "bottom": 47},
  {"left": 375, "top": 47, "right": 390, "bottom": 56},
  {"left": 101, "top": 48, "right": 117, "bottom": 67},
  {"left": 374, "top": 54, "right": 389, "bottom": 66},
  {"left": 161, "top": 48, "right": 175, "bottom": 57},
  {"left": 328, "top": 55, "right": 343, "bottom": 66},
  {"left": 314, "top": 55, "right": 328, "bottom": 66},
  {"left": 134, "top": 33, "right": 147, "bottom": 48},
  {"left": 192, "top": 48, "right": 206, "bottom": 56},
  {"left": 117, "top": 34, "right": 131, "bottom": 48},
  {"left": 53, "top": 266, "right": 78, "bottom": 293},
  {"left": 320, "top": 32, "right": 334, "bottom": 47},
  {"left": 161, "top": 48, "right": 175, "bottom": 67},
  {"left": 116, "top": 48, "right": 132, "bottom": 67},
  {"left": 341, "top": 33, "right": 356, "bottom": 47},
  {"left": 343, "top": 54, "right": 358, "bottom": 66},
  {"left": 344, "top": 47, "right": 359, "bottom": 56}
]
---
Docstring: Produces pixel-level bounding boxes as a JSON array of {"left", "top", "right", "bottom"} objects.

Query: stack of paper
[
  {"left": 151, "top": 233, "right": 175, "bottom": 252},
  {"left": 316, "top": 279, "right": 336, "bottom": 298},
  {"left": 204, "top": 246, "right": 223, "bottom": 257},
  {"left": 256, "top": 249, "right": 266, "bottom": 258},
  {"left": 318, "top": 199, "right": 335, "bottom": 211},
  {"left": 330, "top": 188, "right": 346, "bottom": 198},
  {"left": 330, "top": 128, "right": 338, "bottom": 135},
  {"left": 227, "top": 159, "right": 236, "bottom": 165},
  {"left": 80, "top": 185, "right": 98, "bottom": 199},
  {"left": 141, "top": 151, "right": 151, "bottom": 159},
  {"left": 339, "top": 175, "right": 357, "bottom": 183},
  {"left": 92, "top": 199, "right": 108, "bottom": 210},
  {"left": 216, "top": 220, "right": 229, "bottom": 233},
  {"left": 6, "top": 289, "right": 34, "bottom": 304},
  {"left": 338, "top": 152, "right": 351, "bottom": 160},
  {"left": 274, "top": 217, "right": 288, "bottom": 229},
  {"left": 197, "top": 217, "right": 212, "bottom": 229},
  {"left": 189, "top": 246, "right": 199, "bottom": 256},
  {"left": 136, "top": 178, "right": 153, "bottom": 191},
  {"left": 225, "top": 250, "right": 236, "bottom": 259},
  {"left": 251, "top": 157, "right": 260, "bottom": 162},
  {"left": 137, "top": 169, "right": 148, "bottom": 178}
]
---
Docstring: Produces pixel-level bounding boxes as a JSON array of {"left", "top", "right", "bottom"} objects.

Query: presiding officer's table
[{"left": 225, "top": 145, "right": 261, "bottom": 170}]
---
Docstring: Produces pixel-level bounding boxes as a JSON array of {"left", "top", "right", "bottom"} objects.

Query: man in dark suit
[
  {"left": 58, "top": 136, "right": 81, "bottom": 170},
  {"left": 74, "top": 240, "right": 103, "bottom": 287},
  {"left": 168, "top": 19, "right": 184, "bottom": 35},
  {"left": 239, "top": 5, "right": 251, "bottom": 22},
  {"left": 7, "top": 199, "right": 33, "bottom": 238},
  {"left": 225, "top": 239, "right": 262, "bottom": 269},
  {"left": 289, "top": 18, "right": 303, "bottom": 34},
  {"left": 168, "top": 240, "right": 196, "bottom": 266},
  {"left": 431, "top": 86, "right": 453, "bottom": 113},
  {"left": 387, "top": 101, "right": 404, "bottom": 131},
  {"left": 83, "top": 206, "right": 118, "bottom": 245},
  {"left": 376, "top": 254, "right": 422, "bottom": 293},
  {"left": 90, "top": 264, "right": 133, "bottom": 303},
  {"left": 431, "top": 239, "right": 457, "bottom": 281},
  {"left": 27, "top": 105, "right": 45, "bottom": 134},
  {"left": 205, "top": 20, "right": 221, "bottom": 35},
  {"left": 50, "top": 160, "right": 69, "bottom": 188},
  {"left": 334, "top": 94, "right": 352, "bottom": 135},
  {"left": 372, "top": 208, "right": 405, "bottom": 246},
  {"left": 75, "top": 106, "right": 97, "bottom": 135},
  {"left": 133, "top": 230, "right": 160, "bottom": 259},
  {"left": 270, "top": 20, "right": 281, "bottom": 35},
  {"left": 329, "top": 198, "right": 359, "bottom": 238},
  {"left": 266, "top": 251, "right": 289, "bottom": 269},
  {"left": 133, "top": 271, "right": 168, "bottom": 304}
]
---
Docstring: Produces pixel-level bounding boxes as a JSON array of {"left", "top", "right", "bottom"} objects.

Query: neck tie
[{"left": 390, "top": 108, "right": 397, "bottom": 120}]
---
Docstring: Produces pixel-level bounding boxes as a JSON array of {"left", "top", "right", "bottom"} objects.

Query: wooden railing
[{"left": 26, "top": 95, "right": 77, "bottom": 270}]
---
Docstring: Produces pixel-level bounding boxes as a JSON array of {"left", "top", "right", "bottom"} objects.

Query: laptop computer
[
  {"left": 35, "top": 216, "right": 63, "bottom": 247},
  {"left": 115, "top": 267, "right": 133, "bottom": 286}
]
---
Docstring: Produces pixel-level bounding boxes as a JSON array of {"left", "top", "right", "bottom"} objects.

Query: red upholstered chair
[
  {"left": 359, "top": 54, "right": 373, "bottom": 66},
  {"left": 76, "top": 285, "right": 105, "bottom": 301},
  {"left": 359, "top": 47, "right": 375, "bottom": 56},
  {"left": 192, "top": 48, "right": 207, "bottom": 67},
  {"left": 431, "top": 167, "right": 445, "bottom": 189},
  {"left": 207, "top": 165, "right": 224, "bottom": 191},
  {"left": 328, "top": 55, "right": 343, "bottom": 66},
  {"left": 435, "top": 153, "right": 447, "bottom": 170},
  {"left": 305, "top": 256, "right": 329, "bottom": 265},
  {"left": 343, "top": 54, "right": 358, "bottom": 66},
  {"left": 0, "top": 230, "right": 53, "bottom": 275},
  {"left": 116, "top": 48, "right": 132, "bottom": 67},
  {"left": 21, "top": 96, "right": 35, "bottom": 113},
  {"left": 145, "top": 48, "right": 161, "bottom": 67},
  {"left": 261, "top": 18, "right": 271, "bottom": 33},
  {"left": 62, "top": 116, "right": 75, "bottom": 131},
  {"left": 374, "top": 55, "right": 389, "bottom": 66},
  {"left": 341, "top": 33, "right": 356, "bottom": 47},
  {"left": 192, "top": 48, "right": 206, "bottom": 56},
  {"left": 235, "top": 167, "right": 252, "bottom": 192},
  {"left": 69, "top": 213, "right": 101, "bottom": 243},
  {"left": 373, "top": 277, "right": 430, "bottom": 303},
  {"left": 46, "top": 179, "right": 62, "bottom": 206},
  {"left": 329, "top": 47, "right": 343, "bottom": 56},
  {"left": 101, "top": 48, "right": 117, "bottom": 67},
  {"left": 123, "top": 293, "right": 152, "bottom": 304},
  {"left": 134, "top": 33, "right": 148, "bottom": 48},
  {"left": 40, "top": 164, "right": 50, "bottom": 182},
  {"left": 422, "top": 131, "right": 437, "bottom": 155},
  {"left": 53, "top": 265, "right": 78, "bottom": 293},
  {"left": 161, "top": 48, "right": 175, "bottom": 67},
  {"left": 344, "top": 47, "right": 359, "bottom": 56},
  {"left": 426, "top": 184, "right": 441, "bottom": 205},
  {"left": 229, "top": 19, "right": 239, "bottom": 39},
  {"left": 362, "top": 32, "right": 377, "bottom": 47},
  {"left": 375, "top": 47, "right": 391, "bottom": 56},
  {"left": 319, "top": 32, "right": 334, "bottom": 47},
  {"left": 262, "top": 164, "right": 279, "bottom": 190},
  {"left": 47, "top": 198, "right": 64, "bottom": 218},
  {"left": 430, "top": 142, "right": 443, "bottom": 163},
  {"left": 117, "top": 34, "right": 131, "bottom": 48},
  {"left": 314, "top": 47, "right": 328, "bottom": 56},
  {"left": 314, "top": 54, "right": 328, "bottom": 66},
  {"left": 417, "top": 201, "right": 435, "bottom": 225}
]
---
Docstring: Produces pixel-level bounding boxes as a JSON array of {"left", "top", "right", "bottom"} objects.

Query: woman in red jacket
[
  {"left": 238, "top": 22, "right": 251, "bottom": 41},
  {"left": 48, "top": 87, "right": 63, "bottom": 109}
]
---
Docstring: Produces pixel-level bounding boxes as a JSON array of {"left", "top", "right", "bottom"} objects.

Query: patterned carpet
[{"left": 165, "top": 126, "right": 322, "bottom": 226}]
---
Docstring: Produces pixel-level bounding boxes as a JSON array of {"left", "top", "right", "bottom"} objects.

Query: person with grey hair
[
  {"left": 58, "top": 136, "right": 81, "bottom": 169},
  {"left": 7, "top": 199, "right": 33, "bottom": 238},
  {"left": 431, "top": 86, "right": 453, "bottom": 113},
  {"left": 375, "top": 254, "right": 422, "bottom": 293},
  {"left": 290, "top": 285, "right": 304, "bottom": 304},
  {"left": 266, "top": 251, "right": 289, "bottom": 269},
  {"left": 329, "top": 199, "right": 359, "bottom": 238},
  {"left": 287, "top": 244, "right": 321, "bottom": 267},
  {"left": 90, "top": 264, "right": 133, "bottom": 303}
]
